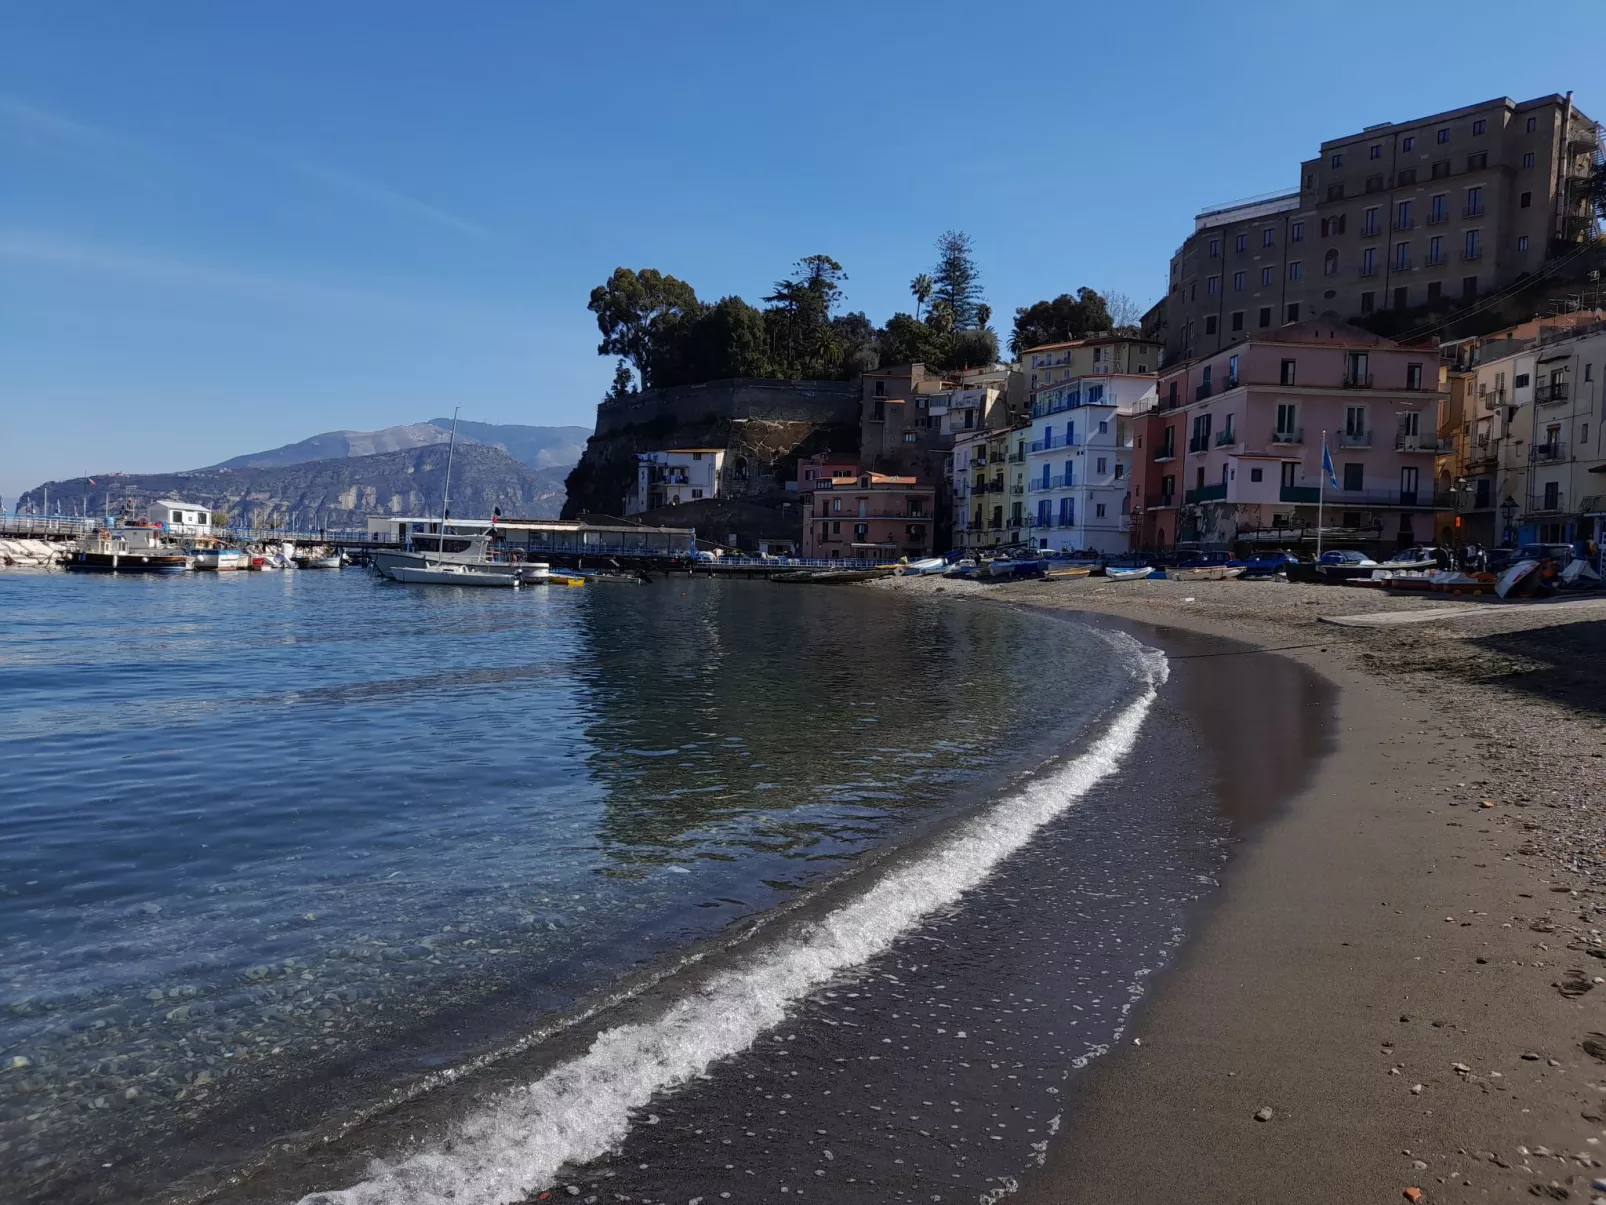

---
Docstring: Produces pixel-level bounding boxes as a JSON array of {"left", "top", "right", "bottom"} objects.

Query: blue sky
[{"left": 2, "top": 0, "right": 1602, "bottom": 502}]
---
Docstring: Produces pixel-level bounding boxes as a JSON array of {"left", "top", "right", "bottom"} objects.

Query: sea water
[{"left": 0, "top": 570, "right": 1161, "bottom": 1202}]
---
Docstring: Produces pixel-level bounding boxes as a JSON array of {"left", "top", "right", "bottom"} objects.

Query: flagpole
[{"left": 1317, "top": 431, "right": 1326, "bottom": 561}]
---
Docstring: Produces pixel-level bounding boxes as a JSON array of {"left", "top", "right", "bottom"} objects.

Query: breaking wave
[{"left": 300, "top": 642, "right": 1168, "bottom": 1205}]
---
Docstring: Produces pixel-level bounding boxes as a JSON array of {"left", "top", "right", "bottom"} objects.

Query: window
[
  {"left": 1095, "top": 503, "right": 1107, "bottom": 519},
  {"left": 902, "top": 432, "right": 917, "bottom": 443},
  {"left": 1394, "top": 241, "right": 1411, "bottom": 270},
  {"left": 1361, "top": 290, "right": 1375, "bottom": 313},
  {"left": 1096, "top": 457, "right": 1107, "bottom": 474},
  {"left": 1369, "top": 143, "right": 1381, "bottom": 160},
  {"left": 832, "top": 497, "right": 841, "bottom": 513},
  {"left": 1472, "top": 119, "right": 1486, "bottom": 135},
  {"left": 1250, "top": 467, "right": 1263, "bottom": 482},
  {"left": 1343, "top": 463, "right": 1364, "bottom": 491},
  {"left": 1209, "top": 237, "right": 1221, "bottom": 257},
  {"left": 1263, "top": 228, "right": 1275, "bottom": 247},
  {"left": 1465, "top": 186, "right": 1483, "bottom": 216},
  {"left": 1361, "top": 246, "right": 1378, "bottom": 275},
  {"left": 1402, "top": 135, "right": 1415, "bottom": 151},
  {"left": 1430, "top": 193, "right": 1446, "bottom": 223},
  {"left": 1428, "top": 235, "right": 1443, "bottom": 264},
  {"left": 691, "top": 488, "right": 704, "bottom": 498},
  {"left": 1467, "top": 151, "right": 1487, "bottom": 171},
  {"left": 1235, "top": 233, "right": 1246, "bottom": 253},
  {"left": 1259, "top": 306, "right": 1272, "bottom": 328},
  {"left": 1396, "top": 199, "right": 1413, "bottom": 228},
  {"left": 832, "top": 520, "right": 841, "bottom": 534},
  {"left": 1260, "top": 266, "right": 1274, "bottom": 286},
  {"left": 1406, "top": 363, "right": 1423, "bottom": 390},
  {"left": 1436, "top": 128, "right": 1449, "bottom": 144},
  {"left": 1233, "top": 270, "right": 1245, "bottom": 291},
  {"left": 1287, "top": 261, "right": 1302, "bottom": 281},
  {"left": 1519, "top": 190, "right": 1532, "bottom": 209},
  {"left": 1362, "top": 206, "right": 1380, "bottom": 236},
  {"left": 1344, "top": 405, "right": 1366, "bottom": 436},
  {"left": 873, "top": 380, "right": 885, "bottom": 396},
  {"left": 691, "top": 451, "right": 703, "bottom": 460},
  {"left": 1280, "top": 461, "right": 1297, "bottom": 489},
  {"left": 1396, "top": 167, "right": 1416, "bottom": 186},
  {"left": 1190, "top": 283, "right": 1195, "bottom": 301},
  {"left": 1544, "top": 482, "right": 1559, "bottom": 510},
  {"left": 1587, "top": 364, "right": 1594, "bottom": 382},
  {"left": 1290, "top": 222, "right": 1303, "bottom": 242},
  {"left": 1522, "top": 151, "right": 1535, "bottom": 169},
  {"left": 1207, "top": 274, "right": 1219, "bottom": 294},
  {"left": 1526, "top": 116, "right": 1537, "bottom": 133},
  {"left": 1279, "top": 359, "right": 1296, "bottom": 385},
  {"left": 1231, "top": 310, "right": 1244, "bottom": 331},
  {"left": 1205, "top": 315, "right": 1218, "bottom": 335},
  {"left": 1515, "top": 372, "right": 1530, "bottom": 388},
  {"left": 1518, "top": 235, "right": 1529, "bottom": 252},
  {"left": 1464, "top": 228, "right": 1481, "bottom": 259},
  {"left": 1462, "top": 275, "right": 1477, "bottom": 298},
  {"left": 1324, "top": 249, "right": 1339, "bottom": 276},
  {"left": 1365, "top": 174, "right": 1384, "bottom": 193},
  {"left": 1327, "top": 183, "right": 1345, "bottom": 201},
  {"left": 1228, "top": 353, "right": 1239, "bottom": 382},
  {"left": 1394, "top": 285, "right": 1408, "bottom": 309},
  {"left": 1276, "top": 401, "right": 1297, "bottom": 432},
  {"left": 1427, "top": 281, "right": 1441, "bottom": 301},
  {"left": 1431, "top": 159, "right": 1452, "bottom": 179},
  {"left": 1331, "top": 152, "right": 1344, "bottom": 167}
]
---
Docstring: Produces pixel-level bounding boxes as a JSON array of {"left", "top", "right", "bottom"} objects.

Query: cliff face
[
  {"left": 562, "top": 379, "right": 861, "bottom": 518},
  {"left": 21, "top": 445, "right": 567, "bottom": 530}
]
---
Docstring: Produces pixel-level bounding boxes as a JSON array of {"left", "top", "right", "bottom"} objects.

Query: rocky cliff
[{"left": 21, "top": 445, "right": 567, "bottom": 530}]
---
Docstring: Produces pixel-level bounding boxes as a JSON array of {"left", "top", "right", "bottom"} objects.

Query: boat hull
[
  {"left": 1169, "top": 566, "right": 1245, "bottom": 581},
  {"left": 194, "top": 550, "right": 249, "bottom": 571},
  {"left": 387, "top": 566, "right": 519, "bottom": 587},
  {"left": 65, "top": 551, "right": 189, "bottom": 574}
]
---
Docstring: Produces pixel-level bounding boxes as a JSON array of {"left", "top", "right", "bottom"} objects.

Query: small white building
[
  {"left": 627, "top": 448, "right": 726, "bottom": 515},
  {"left": 1025, "top": 374, "right": 1157, "bottom": 555},
  {"left": 149, "top": 499, "right": 218, "bottom": 536}
]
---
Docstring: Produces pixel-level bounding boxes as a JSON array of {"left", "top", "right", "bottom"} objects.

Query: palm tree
[{"left": 910, "top": 273, "right": 934, "bottom": 322}]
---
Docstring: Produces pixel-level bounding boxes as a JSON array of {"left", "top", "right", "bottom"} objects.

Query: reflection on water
[{"left": 0, "top": 571, "right": 1136, "bottom": 1200}]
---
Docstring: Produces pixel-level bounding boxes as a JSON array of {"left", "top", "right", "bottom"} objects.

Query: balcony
[
  {"left": 1532, "top": 442, "right": 1567, "bottom": 463},
  {"left": 989, "top": 452, "right": 1007, "bottom": 464},
  {"left": 1009, "top": 484, "right": 1025, "bottom": 495},
  {"left": 1360, "top": 224, "right": 1381, "bottom": 239},
  {"left": 1395, "top": 434, "right": 1453, "bottom": 453},
  {"left": 1270, "top": 428, "right": 1304, "bottom": 444},
  {"left": 1394, "top": 218, "right": 1416, "bottom": 231},
  {"left": 1535, "top": 382, "right": 1570, "bottom": 404},
  {"left": 970, "top": 455, "right": 988, "bottom": 468},
  {"left": 1184, "top": 483, "right": 1228, "bottom": 504},
  {"left": 1463, "top": 205, "right": 1484, "bottom": 219},
  {"left": 1221, "top": 375, "right": 1240, "bottom": 391},
  {"left": 1462, "top": 248, "right": 1483, "bottom": 261},
  {"left": 1145, "top": 493, "right": 1178, "bottom": 510},
  {"left": 1425, "top": 253, "right": 1445, "bottom": 266},
  {"left": 1188, "top": 436, "right": 1210, "bottom": 453},
  {"left": 1280, "top": 485, "right": 1320, "bottom": 503},
  {"left": 1195, "top": 382, "right": 1214, "bottom": 401},
  {"left": 1215, "top": 429, "right": 1239, "bottom": 447},
  {"left": 1008, "top": 450, "right": 1027, "bottom": 462},
  {"left": 1336, "top": 430, "right": 1372, "bottom": 448},
  {"left": 1342, "top": 372, "right": 1374, "bottom": 389},
  {"left": 1426, "top": 211, "right": 1448, "bottom": 226},
  {"left": 1359, "top": 264, "right": 1379, "bottom": 277},
  {"left": 1028, "top": 478, "right": 1055, "bottom": 493},
  {"left": 1152, "top": 446, "right": 1178, "bottom": 463},
  {"left": 1480, "top": 388, "right": 1506, "bottom": 410}
]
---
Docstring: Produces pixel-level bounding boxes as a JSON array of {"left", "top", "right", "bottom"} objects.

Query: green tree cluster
[{"left": 1009, "top": 288, "right": 1117, "bottom": 355}]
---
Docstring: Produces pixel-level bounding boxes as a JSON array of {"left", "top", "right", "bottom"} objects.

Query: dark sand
[{"left": 881, "top": 576, "right": 1606, "bottom": 1205}]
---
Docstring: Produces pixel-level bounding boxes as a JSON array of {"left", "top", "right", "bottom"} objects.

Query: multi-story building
[
  {"left": 1442, "top": 318, "right": 1606, "bottom": 548},
  {"left": 1167, "top": 93, "right": 1602, "bottom": 364},
  {"left": 626, "top": 448, "right": 726, "bottom": 514},
  {"left": 799, "top": 459, "right": 935, "bottom": 561},
  {"left": 950, "top": 424, "right": 1030, "bottom": 550},
  {"left": 1024, "top": 336, "right": 1160, "bottom": 407},
  {"left": 1024, "top": 374, "right": 1156, "bottom": 554},
  {"left": 1135, "top": 320, "right": 1450, "bottom": 552}
]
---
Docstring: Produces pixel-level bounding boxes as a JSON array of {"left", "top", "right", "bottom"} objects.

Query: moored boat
[
  {"left": 65, "top": 549, "right": 189, "bottom": 574},
  {"left": 387, "top": 564, "right": 519, "bottom": 587},
  {"left": 193, "top": 549, "right": 250, "bottom": 572},
  {"left": 1104, "top": 565, "right": 1158, "bottom": 581}
]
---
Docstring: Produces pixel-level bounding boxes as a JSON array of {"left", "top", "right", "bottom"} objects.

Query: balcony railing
[
  {"left": 1336, "top": 430, "right": 1372, "bottom": 448},
  {"left": 1153, "top": 445, "right": 1177, "bottom": 462},
  {"left": 1009, "top": 485, "right": 1025, "bottom": 495},
  {"left": 1007, "top": 450, "right": 1027, "bottom": 462},
  {"left": 1030, "top": 435, "right": 1081, "bottom": 453},
  {"left": 1342, "top": 372, "right": 1374, "bottom": 388},
  {"left": 1395, "top": 434, "right": 1453, "bottom": 452},
  {"left": 989, "top": 452, "right": 1007, "bottom": 463},
  {"left": 1270, "top": 428, "right": 1304, "bottom": 444},
  {"left": 1532, "top": 442, "right": 1567, "bottom": 462},
  {"left": 1535, "top": 382, "right": 1570, "bottom": 403},
  {"left": 1145, "top": 493, "right": 1178, "bottom": 510},
  {"left": 1215, "top": 429, "right": 1238, "bottom": 446},
  {"left": 1222, "top": 375, "right": 1240, "bottom": 391},
  {"left": 1427, "top": 210, "right": 1447, "bottom": 226},
  {"left": 1184, "top": 483, "right": 1228, "bottom": 504},
  {"left": 1280, "top": 485, "right": 1320, "bottom": 503},
  {"left": 1188, "top": 436, "right": 1210, "bottom": 453},
  {"left": 1463, "top": 205, "right": 1484, "bottom": 218},
  {"left": 1462, "top": 248, "right": 1483, "bottom": 261},
  {"left": 1281, "top": 486, "right": 1449, "bottom": 508},
  {"left": 1029, "top": 478, "right": 1054, "bottom": 493},
  {"left": 1481, "top": 388, "right": 1506, "bottom": 410},
  {"left": 1195, "top": 382, "right": 1214, "bottom": 401}
]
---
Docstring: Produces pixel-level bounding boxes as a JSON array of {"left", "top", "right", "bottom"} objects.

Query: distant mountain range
[
  {"left": 21, "top": 444, "right": 570, "bottom": 531},
  {"left": 206, "top": 419, "right": 590, "bottom": 472}
]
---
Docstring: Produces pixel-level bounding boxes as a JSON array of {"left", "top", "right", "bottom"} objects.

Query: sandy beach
[{"left": 875, "top": 573, "right": 1606, "bottom": 1204}]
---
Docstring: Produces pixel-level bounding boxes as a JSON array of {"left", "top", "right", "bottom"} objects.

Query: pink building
[
  {"left": 797, "top": 453, "right": 935, "bottom": 561},
  {"left": 1137, "top": 319, "right": 1450, "bottom": 551}
]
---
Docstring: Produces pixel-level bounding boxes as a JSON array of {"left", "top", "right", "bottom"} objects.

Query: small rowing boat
[{"left": 1104, "top": 565, "right": 1157, "bottom": 581}]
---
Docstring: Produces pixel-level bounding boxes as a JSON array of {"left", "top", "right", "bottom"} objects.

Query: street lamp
[{"left": 1499, "top": 495, "right": 1517, "bottom": 547}]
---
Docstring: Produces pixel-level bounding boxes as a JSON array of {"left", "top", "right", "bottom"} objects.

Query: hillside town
[{"left": 580, "top": 92, "right": 1605, "bottom": 573}]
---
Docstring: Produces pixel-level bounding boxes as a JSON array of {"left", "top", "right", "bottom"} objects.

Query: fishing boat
[
  {"left": 294, "top": 550, "right": 343, "bottom": 570},
  {"left": 193, "top": 549, "right": 250, "bottom": 572},
  {"left": 1042, "top": 563, "right": 1093, "bottom": 580},
  {"left": 1167, "top": 553, "right": 1244, "bottom": 581},
  {"left": 895, "top": 557, "right": 948, "bottom": 577},
  {"left": 387, "top": 564, "right": 519, "bottom": 588},
  {"left": 66, "top": 526, "right": 189, "bottom": 574}
]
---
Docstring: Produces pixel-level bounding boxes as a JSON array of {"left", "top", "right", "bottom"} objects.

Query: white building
[
  {"left": 149, "top": 499, "right": 218, "bottom": 536},
  {"left": 1024, "top": 374, "right": 1157, "bottom": 554},
  {"left": 627, "top": 448, "right": 726, "bottom": 515}
]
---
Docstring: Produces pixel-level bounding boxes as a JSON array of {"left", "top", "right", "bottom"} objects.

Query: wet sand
[{"left": 880, "top": 574, "right": 1606, "bottom": 1204}]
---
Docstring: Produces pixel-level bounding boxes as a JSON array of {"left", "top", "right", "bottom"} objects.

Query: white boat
[
  {"left": 193, "top": 549, "right": 249, "bottom": 572},
  {"left": 295, "top": 553, "right": 343, "bottom": 570},
  {"left": 388, "top": 564, "right": 519, "bottom": 588},
  {"left": 1169, "top": 565, "right": 1244, "bottom": 581},
  {"left": 896, "top": 557, "right": 947, "bottom": 577},
  {"left": 1104, "top": 566, "right": 1156, "bottom": 581}
]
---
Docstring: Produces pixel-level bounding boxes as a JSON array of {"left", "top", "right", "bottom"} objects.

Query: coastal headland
[{"left": 878, "top": 572, "right": 1606, "bottom": 1204}]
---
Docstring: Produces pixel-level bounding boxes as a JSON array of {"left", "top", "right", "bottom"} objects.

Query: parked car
[
  {"left": 1516, "top": 543, "right": 1576, "bottom": 566},
  {"left": 1237, "top": 550, "right": 1301, "bottom": 577},
  {"left": 1317, "top": 549, "right": 1377, "bottom": 566}
]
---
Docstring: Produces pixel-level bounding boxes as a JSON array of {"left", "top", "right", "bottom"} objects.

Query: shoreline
[{"left": 876, "top": 573, "right": 1606, "bottom": 1203}]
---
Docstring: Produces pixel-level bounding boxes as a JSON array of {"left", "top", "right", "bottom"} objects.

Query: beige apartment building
[
  {"left": 1024, "top": 335, "right": 1160, "bottom": 404},
  {"left": 1167, "top": 93, "right": 1601, "bottom": 365}
]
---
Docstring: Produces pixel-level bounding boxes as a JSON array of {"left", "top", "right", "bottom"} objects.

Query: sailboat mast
[{"left": 440, "top": 406, "right": 461, "bottom": 528}]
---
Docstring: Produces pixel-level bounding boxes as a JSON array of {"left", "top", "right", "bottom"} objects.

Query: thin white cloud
[
  {"left": 0, "top": 95, "right": 149, "bottom": 158},
  {"left": 290, "top": 160, "right": 492, "bottom": 238},
  {"left": 0, "top": 230, "right": 525, "bottom": 331}
]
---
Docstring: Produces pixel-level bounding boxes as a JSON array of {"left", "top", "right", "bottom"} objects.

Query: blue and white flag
[{"left": 1321, "top": 441, "right": 1340, "bottom": 491}]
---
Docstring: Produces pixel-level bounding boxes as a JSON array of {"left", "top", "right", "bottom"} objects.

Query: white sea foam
[{"left": 299, "top": 644, "right": 1168, "bottom": 1205}]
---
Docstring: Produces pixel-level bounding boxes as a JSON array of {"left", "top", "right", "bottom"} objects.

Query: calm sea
[{"left": 0, "top": 569, "right": 1166, "bottom": 1204}]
